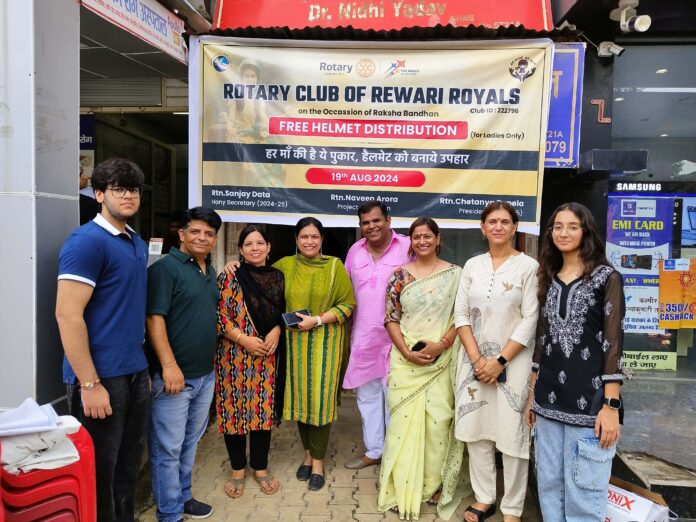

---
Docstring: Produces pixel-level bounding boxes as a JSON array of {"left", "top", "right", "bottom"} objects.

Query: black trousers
[
  {"left": 224, "top": 430, "right": 272, "bottom": 470},
  {"left": 67, "top": 369, "right": 150, "bottom": 522}
]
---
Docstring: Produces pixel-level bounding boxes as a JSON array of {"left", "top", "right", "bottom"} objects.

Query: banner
[
  {"left": 82, "top": 0, "right": 187, "bottom": 63},
  {"left": 606, "top": 195, "right": 674, "bottom": 333},
  {"left": 79, "top": 115, "right": 96, "bottom": 181},
  {"left": 545, "top": 43, "right": 584, "bottom": 168},
  {"left": 191, "top": 38, "right": 553, "bottom": 230},
  {"left": 658, "top": 258, "right": 696, "bottom": 329},
  {"left": 214, "top": 0, "right": 553, "bottom": 31}
]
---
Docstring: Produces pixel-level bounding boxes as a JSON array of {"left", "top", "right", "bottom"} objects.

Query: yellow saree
[{"left": 378, "top": 265, "right": 471, "bottom": 520}]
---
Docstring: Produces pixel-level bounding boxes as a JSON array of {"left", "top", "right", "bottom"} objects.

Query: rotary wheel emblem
[{"left": 356, "top": 59, "right": 376, "bottom": 78}]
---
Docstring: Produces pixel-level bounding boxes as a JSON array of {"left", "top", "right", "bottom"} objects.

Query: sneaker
[{"left": 183, "top": 498, "right": 213, "bottom": 519}]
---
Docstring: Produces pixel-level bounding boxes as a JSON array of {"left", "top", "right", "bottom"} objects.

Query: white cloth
[
  {"left": 1, "top": 415, "right": 81, "bottom": 474},
  {"left": 467, "top": 439, "right": 528, "bottom": 517},
  {"left": 355, "top": 378, "right": 389, "bottom": 459},
  {"left": 453, "top": 253, "right": 539, "bottom": 459},
  {"left": 0, "top": 398, "right": 58, "bottom": 436}
]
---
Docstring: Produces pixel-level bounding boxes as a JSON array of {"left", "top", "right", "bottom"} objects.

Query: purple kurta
[{"left": 343, "top": 232, "right": 411, "bottom": 389}]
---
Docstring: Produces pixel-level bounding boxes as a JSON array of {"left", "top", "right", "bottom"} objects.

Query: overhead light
[
  {"left": 614, "top": 97, "right": 625, "bottom": 102},
  {"left": 660, "top": 133, "right": 669, "bottom": 137},
  {"left": 173, "top": 112, "right": 189, "bottom": 115},
  {"left": 655, "top": 68, "right": 668, "bottom": 74},
  {"left": 609, "top": 0, "right": 652, "bottom": 33}
]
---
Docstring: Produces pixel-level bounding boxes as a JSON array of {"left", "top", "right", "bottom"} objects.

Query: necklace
[{"left": 414, "top": 259, "right": 439, "bottom": 278}]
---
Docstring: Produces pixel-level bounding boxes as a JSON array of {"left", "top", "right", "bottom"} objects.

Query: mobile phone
[
  {"left": 411, "top": 340, "right": 426, "bottom": 351},
  {"left": 282, "top": 309, "right": 310, "bottom": 328},
  {"left": 689, "top": 206, "right": 696, "bottom": 230}
]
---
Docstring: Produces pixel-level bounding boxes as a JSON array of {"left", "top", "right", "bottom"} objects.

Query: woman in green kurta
[{"left": 273, "top": 217, "right": 355, "bottom": 491}]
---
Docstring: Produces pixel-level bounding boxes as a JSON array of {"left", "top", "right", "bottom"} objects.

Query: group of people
[{"left": 56, "top": 157, "right": 625, "bottom": 522}]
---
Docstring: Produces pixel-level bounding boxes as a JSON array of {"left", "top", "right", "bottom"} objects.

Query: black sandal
[
  {"left": 464, "top": 504, "right": 496, "bottom": 522},
  {"left": 296, "top": 464, "right": 312, "bottom": 481},
  {"left": 308, "top": 472, "right": 325, "bottom": 491}
]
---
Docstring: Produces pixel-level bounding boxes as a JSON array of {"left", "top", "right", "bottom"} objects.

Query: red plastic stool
[
  {"left": 1, "top": 427, "right": 95, "bottom": 521},
  {"left": 4, "top": 493, "right": 78, "bottom": 522}
]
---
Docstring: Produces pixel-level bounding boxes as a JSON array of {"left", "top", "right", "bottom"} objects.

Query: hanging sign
[
  {"left": 545, "top": 43, "right": 584, "bottom": 168},
  {"left": 213, "top": 0, "right": 553, "bottom": 31},
  {"left": 82, "top": 0, "right": 187, "bottom": 63},
  {"left": 190, "top": 38, "right": 553, "bottom": 230}
]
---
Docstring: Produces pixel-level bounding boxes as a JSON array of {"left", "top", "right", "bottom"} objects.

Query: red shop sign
[{"left": 214, "top": 0, "right": 553, "bottom": 31}]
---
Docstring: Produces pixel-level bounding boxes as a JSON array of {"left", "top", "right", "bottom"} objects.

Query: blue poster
[
  {"left": 544, "top": 43, "right": 584, "bottom": 168},
  {"left": 606, "top": 195, "right": 674, "bottom": 333}
]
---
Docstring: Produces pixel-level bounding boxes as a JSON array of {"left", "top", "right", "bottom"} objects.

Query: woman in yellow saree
[{"left": 378, "top": 218, "right": 471, "bottom": 520}]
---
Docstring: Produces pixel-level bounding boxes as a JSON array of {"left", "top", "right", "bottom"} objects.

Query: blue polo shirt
[{"left": 58, "top": 214, "right": 149, "bottom": 383}]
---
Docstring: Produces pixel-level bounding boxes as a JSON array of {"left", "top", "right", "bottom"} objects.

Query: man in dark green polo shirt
[{"left": 145, "top": 206, "right": 221, "bottom": 522}]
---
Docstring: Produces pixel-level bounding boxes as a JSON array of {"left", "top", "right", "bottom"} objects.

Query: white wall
[{"left": 0, "top": 0, "right": 79, "bottom": 408}]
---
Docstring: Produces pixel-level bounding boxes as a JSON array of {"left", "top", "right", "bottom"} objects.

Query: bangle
[
  {"left": 315, "top": 315, "right": 323, "bottom": 327},
  {"left": 234, "top": 331, "right": 243, "bottom": 343},
  {"left": 441, "top": 336, "right": 451, "bottom": 348},
  {"left": 80, "top": 378, "right": 100, "bottom": 390},
  {"left": 407, "top": 351, "right": 412, "bottom": 362},
  {"left": 471, "top": 354, "right": 483, "bottom": 365}
]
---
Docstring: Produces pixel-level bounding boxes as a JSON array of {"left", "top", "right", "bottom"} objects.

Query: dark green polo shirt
[{"left": 146, "top": 247, "right": 218, "bottom": 378}]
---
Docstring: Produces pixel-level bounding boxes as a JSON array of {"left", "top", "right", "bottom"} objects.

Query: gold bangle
[{"left": 234, "top": 331, "right": 243, "bottom": 343}]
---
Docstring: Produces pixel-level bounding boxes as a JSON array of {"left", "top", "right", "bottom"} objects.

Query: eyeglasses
[
  {"left": 550, "top": 224, "right": 582, "bottom": 234},
  {"left": 108, "top": 186, "right": 143, "bottom": 198}
]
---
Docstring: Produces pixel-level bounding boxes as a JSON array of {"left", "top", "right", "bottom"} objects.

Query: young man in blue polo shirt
[
  {"left": 145, "top": 207, "right": 222, "bottom": 522},
  {"left": 56, "top": 157, "right": 149, "bottom": 522}
]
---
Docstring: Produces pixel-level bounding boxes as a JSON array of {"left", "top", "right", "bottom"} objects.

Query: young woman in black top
[{"left": 524, "top": 202, "right": 625, "bottom": 521}]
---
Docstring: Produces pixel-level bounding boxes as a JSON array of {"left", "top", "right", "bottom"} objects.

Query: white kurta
[{"left": 453, "top": 253, "right": 539, "bottom": 459}]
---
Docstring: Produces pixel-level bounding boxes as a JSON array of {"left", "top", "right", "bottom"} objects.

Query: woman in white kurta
[{"left": 454, "top": 202, "right": 539, "bottom": 522}]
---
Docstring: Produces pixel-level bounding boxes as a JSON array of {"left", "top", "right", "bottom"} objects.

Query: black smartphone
[
  {"left": 411, "top": 340, "right": 426, "bottom": 351},
  {"left": 282, "top": 309, "right": 310, "bottom": 328}
]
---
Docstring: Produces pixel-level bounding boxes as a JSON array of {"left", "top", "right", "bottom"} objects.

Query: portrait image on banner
[{"left": 192, "top": 38, "right": 553, "bottom": 230}]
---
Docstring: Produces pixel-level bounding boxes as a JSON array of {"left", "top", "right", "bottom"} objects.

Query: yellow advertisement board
[{"left": 191, "top": 38, "right": 553, "bottom": 230}]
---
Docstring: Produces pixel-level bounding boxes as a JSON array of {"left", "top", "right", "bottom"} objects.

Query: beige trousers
[{"left": 467, "top": 439, "right": 528, "bottom": 517}]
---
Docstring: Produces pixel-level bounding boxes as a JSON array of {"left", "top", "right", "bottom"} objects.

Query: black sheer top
[{"left": 532, "top": 266, "right": 625, "bottom": 427}]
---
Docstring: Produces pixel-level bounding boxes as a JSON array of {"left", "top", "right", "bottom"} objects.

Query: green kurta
[{"left": 273, "top": 254, "right": 355, "bottom": 426}]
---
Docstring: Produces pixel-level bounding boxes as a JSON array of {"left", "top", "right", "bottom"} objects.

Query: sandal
[
  {"left": 464, "top": 504, "right": 496, "bottom": 522},
  {"left": 253, "top": 472, "right": 280, "bottom": 495},
  {"left": 224, "top": 477, "right": 245, "bottom": 499},
  {"left": 426, "top": 490, "right": 441, "bottom": 505}
]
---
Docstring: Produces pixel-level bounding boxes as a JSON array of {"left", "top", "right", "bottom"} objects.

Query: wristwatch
[
  {"left": 604, "top": 397, "right": 622, "bottom": 410},
  {"left": 496, "top": 355, "right": 508, "bottom": 366}
]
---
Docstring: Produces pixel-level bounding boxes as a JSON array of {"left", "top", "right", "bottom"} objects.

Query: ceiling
[
  {"left": 612, "top": 44, "right": 696, "bottom": 139},
  {"left": 79, "top": 6, "right": 188, "bottom": 81}
]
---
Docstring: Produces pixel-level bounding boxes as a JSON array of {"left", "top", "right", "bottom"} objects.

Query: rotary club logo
[
  {"left": 509, "top": 57, "right": 537, "bottom": 82},
  {"left": 355, "top": 59, "right": 376, "bottom": 78}
]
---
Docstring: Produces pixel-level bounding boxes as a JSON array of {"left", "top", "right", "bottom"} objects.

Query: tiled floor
[{"left": 135, "top": 393, "right": 542, "bottom": 521}]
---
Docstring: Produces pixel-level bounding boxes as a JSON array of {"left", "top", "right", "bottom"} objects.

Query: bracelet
[
  {"left": 80, "top": 378, "right": 100, "bottom": 390},
  {"left": 315, "top": 315, "right": 323, "bottom": 327},
  {"left": 471, "top": 354, "right": 483, "bottom": 365},
  {"left": 441, "top": 336, "right": 451, "bottom": 348},
  {"left": 234, "top": 331, "right": 243, "bottom": 343},
  {"left": 407, "top": 351, "right": 412, "bottom": 362}
]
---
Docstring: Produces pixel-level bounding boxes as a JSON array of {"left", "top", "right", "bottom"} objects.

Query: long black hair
[{"left": 537, "top": 202, "right": 609, "bottom": 304}]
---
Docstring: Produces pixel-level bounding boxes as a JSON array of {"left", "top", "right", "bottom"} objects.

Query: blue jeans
[
  {"left": 67, "top": 369, "right": 150, "bottom": 522},
  {"left": 148, "top": 371, "right": 215, "bottom": 522},
  {"left": 535, "top": 415, "right": 616, "bottom": 522}
]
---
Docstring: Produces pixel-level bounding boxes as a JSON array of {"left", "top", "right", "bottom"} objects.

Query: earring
[
  {"left": 295, "top": 245, "right": 299, "bottom": 255},
  {"left": 436, "top": 244, "right": 442, "bottom": 255},
  {"left": 482, "top": 234, "right": 486, "bottom": 240}
]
